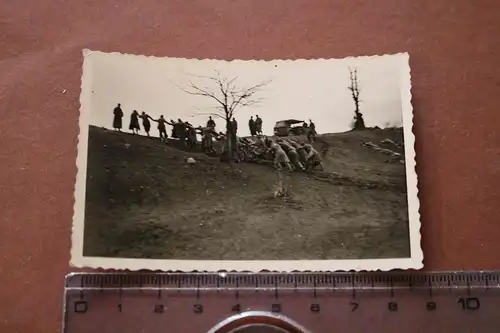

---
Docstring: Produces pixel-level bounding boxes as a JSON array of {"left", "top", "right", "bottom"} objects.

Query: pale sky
[{"left": 85, "top": 51, "right": 407, "bottom": 137}]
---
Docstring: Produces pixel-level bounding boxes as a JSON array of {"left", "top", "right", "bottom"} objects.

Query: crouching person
[
  {"left": 278, "top": 140, "right": 305, "bottom": 171},
  {"left": 303, "top": 143, "right": 324, "bottom": 171},
  {"left": 287, "top": 139, "right": 308, "bottom": 166}
]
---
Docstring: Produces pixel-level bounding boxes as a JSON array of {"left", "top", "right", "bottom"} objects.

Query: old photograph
[{"left": 71, "top": 50, "right": 422, "bottom": 271}]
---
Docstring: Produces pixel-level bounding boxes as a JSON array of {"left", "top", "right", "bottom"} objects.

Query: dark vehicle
[{"left": 273, "top": 119, "right": 306, "bottom": 137}]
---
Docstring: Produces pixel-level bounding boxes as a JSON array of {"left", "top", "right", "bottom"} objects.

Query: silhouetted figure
[
  {"left": 307, "top": 119, "right": 317, "bottom": 143},
  {"left": 184, "top": 122, "right": 198, "bottom": 150},
  {"left": 353, "top": 111, "right": 365, "bottom": 130},
  {"left": 231, "top": 118, "right": 238, "bottom": 135},
  {"left": 150, "top": 115, "right": 168, "bottom": 142},
  {"left": 255, "top": 115, "right": 263, "bottom": 135},
  {"left": 168, "top": 119, "right": 177, "bottom": 138},
  {"left": 174, "top": 119, "right": 187, "bottom": 147},
  {"left": 139, "top": 112, "right": 151, "bottom": 137},
  {"left": 231, "top": 118, "right": 238, "bottom": 160},
  {"left": 249, "top": 116, "right": 256, "bottom": 136},
  {"left": 216, "top": 132, "right": 229, "bottom": 161},
  {"left": 197, "top": 126, "right": 217, "bottom": 154},
  {"left": 112, "top": 103, "right": 123, "bottom": 131},
  {"left": 207, "top": 116, "right": 216, "bottom": 130},
  {"left": 129, "top": 110, "right": 140, "bottom": 134}
]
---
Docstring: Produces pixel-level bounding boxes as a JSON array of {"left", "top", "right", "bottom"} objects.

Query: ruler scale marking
[
  {"left": 63, "top": 271, "right": 500, "bottom": 333},
  {"left": 466, "top": 275, "right": 471, "bottom": 297},
  {"left": 68, "top": 272, "right": 500, "bottom": 290},
  {"left": 157, "top": 276, "right": 162, "bottom": 299},
  {"left": 235, "top": 277, "right": 239, "bottom": 300}
]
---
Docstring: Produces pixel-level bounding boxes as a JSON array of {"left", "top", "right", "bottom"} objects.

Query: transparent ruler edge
[
  {"left": 64, "top": 270, "right": 500, "bottom": 291},
  {"left": 62, "top": 271, "right": 500, "bottom": 333}
]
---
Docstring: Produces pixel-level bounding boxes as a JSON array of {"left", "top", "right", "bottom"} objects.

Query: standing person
[
  {"left": 169, "top": 119, "right": 177, "bottom": 138},
  {"left": 255, "top": 115, "right": 263, "bottom": 135},
  {"left": 139, "top": 112, "right": 151, "bottom": 137},
  {"left": 207, "top": 116, "right": 216, "bottom": 130},
  {"left": 149, "top": 115, "right": 168, "bottom": 142},
  {"left": 205, "top": 127, "right": 218, "bottom": 153},
  {"left": 129, "top": 110, "right": 140, "bottom": 134},
  {"left": 231, "top": 118, "right": 238, "bottom": 134},
  {"left": 248, "top": 116, "right": 256, "bottom": 136},
  {"left": 184, "top": 122, "right": 198, "bottom": 150},
  {"left": 231, "top": 117, "right": 238, "bottom": 154},
  {"left": 112, "top": 103, "right": 123, "bottom": 131},
  {"left": 196, "top": 126, "right": 208, "bottom": 152},
  {"left": 172, "top": 119, "right": 188, "bottom": 147},
  {"left": 307, "top": 119, "right": 317, "bottom": 143},
  {"left": 226, "top": 118, "right": 238, "bottom": 161}
]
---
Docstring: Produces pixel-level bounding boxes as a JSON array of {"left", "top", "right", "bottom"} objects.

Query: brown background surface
[{"left": 1, "top": 0, "right": 499, "bottom": 332}]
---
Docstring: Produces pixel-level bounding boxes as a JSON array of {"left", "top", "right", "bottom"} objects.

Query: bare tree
[
  {"left": 348, "top": 67, "right": 366, "bottom": 130},
  {"left": 178, "top": 71, "right": 271, "bottom": 161}
]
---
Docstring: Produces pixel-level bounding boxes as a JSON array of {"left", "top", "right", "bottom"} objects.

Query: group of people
[
  {"left": 248, "top": 115, "right": 263, "bottom": 136},
  {"left": 239, "top": 136, "right": 324, "bottom": 172},
  {"left": 302, "top": 120, "right": 317, "bottom": 143},
  {"left": 112, "top": 103, "right": 223, "bottom": 153},
  {"left": 111, "top": 103, "right": 323, "bottom": 172}
]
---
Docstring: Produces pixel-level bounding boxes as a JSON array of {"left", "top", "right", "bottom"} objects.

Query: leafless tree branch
[
  {"left": 177, "top": 72, "right": 271, "bottom": 161},
  {"left": 348, "top": 67, "right": 365, "bottom": 130},
  {"left": 178, "top": 73, "right": 271, "bottom": 122},
  {"left": 192, "top": 111, "right": 226, "bottom": 121}
]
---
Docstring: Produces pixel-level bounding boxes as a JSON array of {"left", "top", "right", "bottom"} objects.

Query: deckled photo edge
[
  {"left": 69, "top": 48, "right": 412, "bottom": 67},
  {"left": 70, "top": 49, "right": 93, "bottom": 268},
  {"left": 70, "top": 50, "right": 423, "bottom": 272},
  {"left": 398, "top": 53, "right": 423, "bottom": 268}
]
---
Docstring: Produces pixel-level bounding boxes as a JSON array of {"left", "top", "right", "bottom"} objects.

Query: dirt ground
[{"left": 82, "top": 125, "right": 411, "bottom": 260}]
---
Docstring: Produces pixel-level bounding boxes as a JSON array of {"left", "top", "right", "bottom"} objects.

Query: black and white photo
[{"left": 71, "top": 50, "right": 422, "bottom": 271}]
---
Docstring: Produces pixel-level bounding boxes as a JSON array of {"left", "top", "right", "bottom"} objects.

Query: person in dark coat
[
  {"left": 248, "top": 116, "right": 256, "bottom": 136},
  {"left": 169, "top": 119, "right": 177, "bottom": 138},
  {"left": 197, "top": 126, "right": 217, "bottom": 153},
  {"left": 149, "top": 115, "right": 169, "bottom": 142},
  {"left": 207, "top": 116, "right": 216, "bottom": 129},
  {"left": 112, "top": 103, "right": 123, "bottom": 131},
  {"left": 139, "top": 112, "right": 151, "bottom": 137},
  {"left": 232, "top": 118, "right": 238, "bottom": 134},
  {"left": 230, "top": 118, "right": 238, "bottom": 159},
  {"left": 174, "top": 119, "right": 187, "bottom": 147},
  {"left": 129, "top": 110, "right": 140, "bottom": 134},
  {"left": 255, "top": 115, "right": 263, "bottom": 135},
  {"left": 307, "top": 119, "right": 317, "bottom": 143},
  {"left": 185, "top": 122, "right": 198, "bottom": 150}
]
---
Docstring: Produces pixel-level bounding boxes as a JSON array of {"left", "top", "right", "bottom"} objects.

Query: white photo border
[{"left": 70, "top": 49, "right": 422, "bottom": 272}]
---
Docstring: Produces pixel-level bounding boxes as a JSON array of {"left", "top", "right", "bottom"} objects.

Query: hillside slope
[{"left": 82, "top": 126, "right": 410, "bottom": 260}]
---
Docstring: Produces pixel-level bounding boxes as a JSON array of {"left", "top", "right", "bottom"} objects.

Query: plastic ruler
[{"left": 62, "top": 271, "right": 500, "bottom": 333}]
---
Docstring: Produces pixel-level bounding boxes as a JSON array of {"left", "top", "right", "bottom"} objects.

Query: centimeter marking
[
  {"left": 65, "top": 271, "right": 500, "bottom": 293},
  {"left": 64, "top": 271, "right": 500, "bottom": 333}
]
